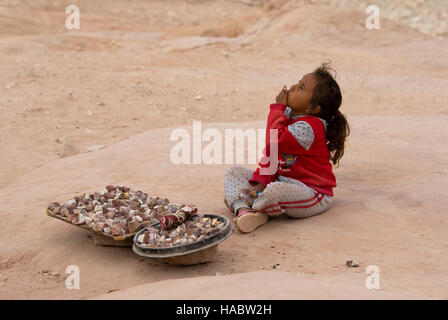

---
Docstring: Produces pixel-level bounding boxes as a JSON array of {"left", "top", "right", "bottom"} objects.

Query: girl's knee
[
  {"left": 251, "top": 182, "right": 283, "bottom": 212},
  {"left": 224, "top": 166, "right": 236, "bottom": 177},
  {"left": 263, "top": 181, "right": 285, "bottom": 195},
  {"left": 224, "top": 165, "right": 249, "bottom": 178}
]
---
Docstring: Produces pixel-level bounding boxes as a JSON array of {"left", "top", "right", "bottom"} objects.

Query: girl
[{"left": 224, "top": 63, "right": 350, "bottom": 233}]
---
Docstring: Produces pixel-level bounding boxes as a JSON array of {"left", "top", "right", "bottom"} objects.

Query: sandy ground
[{"left": 0, "top": 0, "right": 447, "bottom": 299}]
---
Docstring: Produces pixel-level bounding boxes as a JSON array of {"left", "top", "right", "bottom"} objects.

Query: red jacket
[{"left": 249, "top": 103, "right": 336, "bottom": 196}]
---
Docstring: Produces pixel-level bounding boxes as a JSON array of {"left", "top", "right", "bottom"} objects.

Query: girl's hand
[
  {"left": 275, "top": 85, "right": 288, "bottom": 105},
  {"left": 238, "top": 183, "right": 266, "bottom": 206},
  {"left": 251, "top": 183, "right": 265, "bottom": 194},
  {"left": 240, "top": 183, "right": 265, "bottom": 198}
]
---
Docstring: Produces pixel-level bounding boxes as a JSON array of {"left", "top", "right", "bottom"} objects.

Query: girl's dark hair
[{"left": 310, "top": 62, "right": 350, "bottom": 166}]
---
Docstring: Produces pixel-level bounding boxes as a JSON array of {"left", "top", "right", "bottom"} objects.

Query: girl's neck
[{"left": 289, "top": 109, "right": 307, "bottom": 118}]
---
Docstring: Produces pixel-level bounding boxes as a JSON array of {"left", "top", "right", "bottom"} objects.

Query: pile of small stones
[
  {"left": 136, "top": 215, "right": 225, "bottom": 248},
  {"left": 47, "top": 185, "right": 192, "bottom": 237}
]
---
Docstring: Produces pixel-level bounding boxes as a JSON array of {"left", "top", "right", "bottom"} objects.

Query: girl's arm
[
  {"left": 266, "top": 104, "right": 316, "bottom": 154},
  {"left": 249, "top": 102, "right": 316, "bottom": 187},
  {"left": 248, "top": 103, "right": 282, "bottom": 186}
]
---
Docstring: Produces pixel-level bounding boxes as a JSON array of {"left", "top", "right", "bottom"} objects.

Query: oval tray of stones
[
  {"left": 132, "top": 214, "right": 233, "bottom": 259},
  {"left": 46, "top": 208, "right": 149, "bottom": 243},
  {"left": 46, "top": 185, "right": 196, "bottom": 244}
]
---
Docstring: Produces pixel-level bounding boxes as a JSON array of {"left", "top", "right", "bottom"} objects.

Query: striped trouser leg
[
  {"left": 252, "top": 178, "right": 333, "bottom": 218},
  {"left": 224, "top": 165, "right": 255, "bottom": 214}
]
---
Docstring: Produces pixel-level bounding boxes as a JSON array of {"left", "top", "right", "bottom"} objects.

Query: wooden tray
[{"left": 46, "top": 209, "right": 154, "bottom": 245}]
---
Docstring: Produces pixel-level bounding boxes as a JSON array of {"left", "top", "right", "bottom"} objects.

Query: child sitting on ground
[{"left": 224, "top": 63, "right": 350, "bottom": 233}]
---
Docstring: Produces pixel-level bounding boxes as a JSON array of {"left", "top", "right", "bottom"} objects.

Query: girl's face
[{"left": 287, "top": 73, "right": 319, "bottom": 115}]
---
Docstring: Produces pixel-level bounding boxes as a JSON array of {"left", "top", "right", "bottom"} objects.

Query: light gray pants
[{"left": 224, "top": 166, "right": 333, "bottom": 218}]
